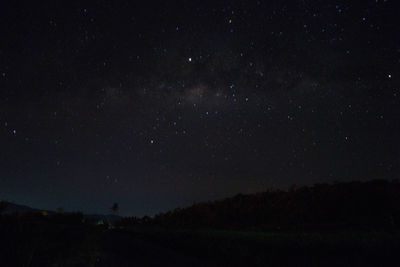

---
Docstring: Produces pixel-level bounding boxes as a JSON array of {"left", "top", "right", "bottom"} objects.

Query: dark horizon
[
  {"left": 1, "top": 0, "right": 399, "bottom": 216},
  {"left": 2, "top": 178, "right": 398, "bottom": 218}
]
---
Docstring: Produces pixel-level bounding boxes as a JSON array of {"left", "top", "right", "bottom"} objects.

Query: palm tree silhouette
[{"left": 111, "top": 202, "right": 119, "bottom": 214}]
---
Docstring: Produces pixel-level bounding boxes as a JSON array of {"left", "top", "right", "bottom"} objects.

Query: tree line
[{"left": 118, "top": 179, "right": 400, "bottom": 231}]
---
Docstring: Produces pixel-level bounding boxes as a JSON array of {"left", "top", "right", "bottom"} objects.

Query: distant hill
[
  {"left": 120, "top": 179, "right": 400, "bottom": 231},
  {"left": 0, "top": 201, "right": 121, "bottom": 223},
  {"left": 0, "top": 201, "right": 43, "bottom": 214}
]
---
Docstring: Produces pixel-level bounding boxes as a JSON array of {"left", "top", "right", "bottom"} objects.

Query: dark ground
[
  {"left": 95, "top": 227, "right": 400, "bottom": 267},
  {"left": 95, "top": 229, "right": 210, "bottom": 267},
  {"left": 1, "top": 220, "right": 399, "bottom": 267}
]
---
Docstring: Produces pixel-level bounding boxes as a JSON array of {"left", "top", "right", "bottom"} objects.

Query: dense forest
[{"left": 118, "top": 179, "right": 400, "bottom": 231}]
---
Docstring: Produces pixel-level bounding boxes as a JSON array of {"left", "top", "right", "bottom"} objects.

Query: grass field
[
  {"left": 110, "top": 226, "right": 400, "bottom": 266},
  {"left": 1, "top": 212, "right": 399, "bottom": 266}
]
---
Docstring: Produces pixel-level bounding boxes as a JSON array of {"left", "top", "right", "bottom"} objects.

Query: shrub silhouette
[{"left": 56, "top": 207, "right": 64, "bottom": 213}]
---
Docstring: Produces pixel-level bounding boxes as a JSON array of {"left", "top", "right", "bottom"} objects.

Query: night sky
[{"left": 1, "top": 1, "right": 399, "bottom": 216}]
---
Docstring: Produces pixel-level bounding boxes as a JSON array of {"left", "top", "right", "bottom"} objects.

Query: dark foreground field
[
  {"left": 2, "top": 181, "right": 400, "bottom": 266},
  {"left": 1, "top": 216, "right": 399, "bottom": 267},
  {"left": 98, "top": 227, "right": 400, "bottom": 267}
]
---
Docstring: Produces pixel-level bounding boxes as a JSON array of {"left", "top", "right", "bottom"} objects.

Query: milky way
[{"left": 0, "top": 0, "right": 399, "bottom": 215}]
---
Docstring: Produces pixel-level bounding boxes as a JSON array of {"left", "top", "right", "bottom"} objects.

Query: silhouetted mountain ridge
[
  {"left": 120, "top": 179, "right": 400, "bottom": 231},
  {"left": 0, "top": 201, "right": 41, "bottom": 214},
  {"left": 0, "top": 201, "right": 121, "bottom": 223}
]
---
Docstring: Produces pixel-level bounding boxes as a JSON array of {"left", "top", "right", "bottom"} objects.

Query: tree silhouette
[
  {"left": 111, "top": 202, "right": 119, "bottom": 214},
  {"left": 143, "top": 179, "right": 400, "bottom": 230}
]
